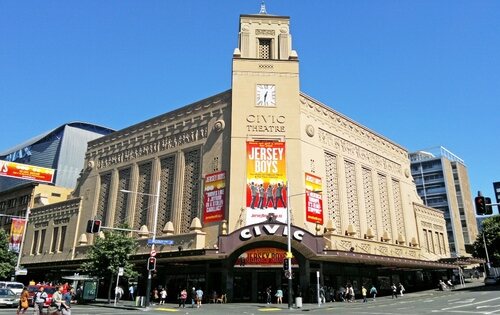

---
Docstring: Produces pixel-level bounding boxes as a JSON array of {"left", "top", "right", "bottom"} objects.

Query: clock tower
[{"left": 228, "top": 4, "right": 302, "bottom": 230}]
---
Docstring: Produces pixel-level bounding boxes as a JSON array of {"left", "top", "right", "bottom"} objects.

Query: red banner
[
  {"left": 9, "top": 218, "right": 26, "bottom": 253},
  {"left": 0, "top": 160, "right": 55, "bottom": 183},
  {"left": 203, "top": 171, "right": 225, "bottom": 223},
  {"left": 305, "top": 173, "right": 323, "bottom": 224}
]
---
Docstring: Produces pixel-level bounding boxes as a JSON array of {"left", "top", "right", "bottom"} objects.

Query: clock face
[{"left": 256, "top": 84, "right": 276, "bottom": 107}]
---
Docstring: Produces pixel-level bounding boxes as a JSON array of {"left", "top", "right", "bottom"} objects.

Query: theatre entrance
[
  {"left": 231, "top": 247, "right": 299, "bottom": 303},
  {"left": 233, "top": 268, "right": 295, "bottom": 303}
]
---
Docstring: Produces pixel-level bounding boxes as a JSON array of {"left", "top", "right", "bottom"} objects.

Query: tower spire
[{"left": 259, "top": 1, "right": 267, "bottom": 14}]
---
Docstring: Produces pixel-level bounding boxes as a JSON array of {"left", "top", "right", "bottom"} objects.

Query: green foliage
[
  {"left": 0, "top": 229, "right": 17, "bottom": 279},
  {"left": 81, "top": 230, "right": 139, "bottom": 281},
  {"left": 473, "top": 215, "right": 500, "bottom": 265}
]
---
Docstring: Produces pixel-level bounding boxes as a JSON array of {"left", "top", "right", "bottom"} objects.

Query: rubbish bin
[{"left": 295, "top": 297, "right": 303, "bottom": 308}]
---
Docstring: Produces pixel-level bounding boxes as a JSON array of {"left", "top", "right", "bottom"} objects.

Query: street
[{"left": 0, "top": 285, "right": 498, "bottom": 315}]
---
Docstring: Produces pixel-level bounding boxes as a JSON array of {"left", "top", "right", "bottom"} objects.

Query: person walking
[
  {"left": 191, "top": 287, "right": 196, "bottom": 307},
  {"left": 115, "top": 285, "right": 124, "bottom": 302},
  {"left": 195, "top": 287, "right": 204, "bottom": 308},
  {"left": 16, "top": 287, "right": 29, "bottom": 315},
  {"left": 391, "top": 283, "right": 398, "bottom": 299},
  {"left": 53, "top": 285, "right": 71, "bottom": 315},
  {"left": 275, "top": 288, "right": 283, "bottom": 304},
  {"left": 34, "top": 286, "right": 48, "bottom": 315},
  {"left": 179, "top": 288, "right": 187, "bottom": 308},
  {"left": 361, "top": 286, "right": 367, "bottom": 303},
  {"left": 266, "top": 286, "right": 272, "bottom": 304},
  {"left": 160, "top": 288, "right": 167, "bottom": 304},
  {"left": 398, "top": 283, "right": 405, "bottom": 297},
  {"left": 129, "top": 284, "right": 135, "bottom": 301},
  {"left": 369, "top": 285, "right": 377, "bottom": 301}
]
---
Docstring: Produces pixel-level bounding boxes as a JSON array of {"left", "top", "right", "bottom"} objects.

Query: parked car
[
  {"left": 0, "top": 288, "right": 19, "bottom": 308},
  {"left": 27, "top": 285, "right": 57, "bottom": 307},
  {"left": 484, "top": 276, "right": 500, "bottom": 285},
  {"left": 0, "top": 281, "right": 24, "bottom": 296}
]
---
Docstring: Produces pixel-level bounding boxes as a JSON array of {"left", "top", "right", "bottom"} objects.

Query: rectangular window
[
  {"left": 51, "top": 193, "right": 61, "bottom": 197},
  {"left": 435, "top": 232, "right": 442, "bottom": 254},
  {"left": 51, "top": 227, "right": 59, "bottom": 253},
  {"left": 31, "top": 230, "right": 39, "bottom": 255},
  {"left": 428, "top": 230, "right": 435, "bottom": 253},
  {"left": 39, "top": 229, "right": 46, "bottom": 254},
  {"left": 258, "top": 39, "right": 272, "bottom": 59},
  {"left": 58, "top": 226, "right": 67, "bottom": 252},
  {"left": 423, "top": 229, "right": 429, "bottom": 252}
]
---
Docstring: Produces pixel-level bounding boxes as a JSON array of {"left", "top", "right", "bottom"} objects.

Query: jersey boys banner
[
  {"left": 235, "top": 247, "right": 298, "bottom": 267},
  {"left": 246, "top": 141, "right": 287, "bottom": 225},
  {"left": 0, "top": 160, "right": 55, "bottom": 184},
  {"left": 9, "top": 218, "right": 26, "bottom": 253},
  {"left": 305, "top": 173, "right": 323, "bottom": 224},
  {"left": 203, "top": 171, "right": 226, "bottom": 223}
]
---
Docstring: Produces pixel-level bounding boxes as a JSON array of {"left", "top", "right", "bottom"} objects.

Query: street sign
[
  {"left": 150, "top": 250, "right": 156, "bottom": 257},
  {"left": 15, "top": 269, "right": 28, "bottom": 276},
  {"left": 147, "top": 239, "right": 174, "bottom": 246},
  {"left": 118, "top": 267, "right": 124, "bottom": 276}
]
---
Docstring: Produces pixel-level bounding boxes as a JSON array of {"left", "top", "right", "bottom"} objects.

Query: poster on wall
[
  {"left": 9, "top": 218, "right": 26, "bottom": 253},
  {"left": 0, "top": 160, "right": 55, "bottom": 183},
  {"left": 246, "top": 141, "right": 287, "bottom": 225},
  {"left": 235, "top": 247, "right": 298, "bottom": 267},
  {"left": 203, "top": 171, "right": 226, "bottom": 223},
  {"left": 305, "top": 173, "right": 323, "bottom": 224}
]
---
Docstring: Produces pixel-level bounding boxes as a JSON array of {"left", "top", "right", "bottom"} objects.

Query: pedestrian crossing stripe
[
  {"left": 258, "top": 308, "right": 281, "bottom": 312},
  {"left": 156, "top": 307, "right": 179, "bottom": 312}
]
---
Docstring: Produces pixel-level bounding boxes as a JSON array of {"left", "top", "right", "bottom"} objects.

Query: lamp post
[
  {"left": 120, "top": 180, "right": 160, "bottom": 308},
  {"left": 285, "top": 186, "right": 322, "bottom": 309}
]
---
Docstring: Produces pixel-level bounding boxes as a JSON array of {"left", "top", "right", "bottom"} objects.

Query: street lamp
[
  {"left": 120, "top": 180, "right": 160, "bottom": 308},
  {"left": 285, "top": 185, "right": 322, "bottom": 309}
]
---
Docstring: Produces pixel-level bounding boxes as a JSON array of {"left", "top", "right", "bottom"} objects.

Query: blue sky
[{"left": 1, "top": 1, "right": 499, "bottom": 214}]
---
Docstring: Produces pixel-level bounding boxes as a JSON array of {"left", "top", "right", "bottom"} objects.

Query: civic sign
[
  {"left": 147, "top": 239, "right": 174, "bottom": 246},
  {"left": 0, "top": 160, "right": 55, "bottom": 183}
]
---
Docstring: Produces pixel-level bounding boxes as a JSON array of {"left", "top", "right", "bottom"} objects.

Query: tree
[
  {"left": 0, "top": 229, "right": 17, "bottom": 279},
  {"left": 81, "top": 229, "right": 138, "bottom": 303},
  {"left": 472, "top": 215, "right": 500, "bottom": 266}
]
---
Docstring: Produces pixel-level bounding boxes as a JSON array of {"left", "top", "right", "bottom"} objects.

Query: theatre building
[{"left": 21, "top": 7, "right": 455, "bottom": 303}]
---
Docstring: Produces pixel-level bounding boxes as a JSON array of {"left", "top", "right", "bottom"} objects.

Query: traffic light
[
  {"left": 283, "top": 258, "right": 289, "bottom": 271},
  {"left": 485, "top": 197, "right": 493, "bottom": 215},
  {"left": 86, "top": 219, "right": 102, "bottom": 233},
  {"left": 147, "top": 257, "right": 156, "bottom": 271},
  {"left": 475, "top": 196, "right": 486, "bottom": 215}
]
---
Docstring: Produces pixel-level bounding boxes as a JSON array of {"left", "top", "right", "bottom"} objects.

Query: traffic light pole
[{"left": 144, "top": 180, "right": 160, "bottom": 309}]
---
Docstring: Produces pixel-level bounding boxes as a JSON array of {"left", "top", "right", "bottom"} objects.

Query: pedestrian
[
  {"left": 53, "top": 285, "right": 71, "bottom": 315},
  {"left": 191, "top": 287, "right": 196, "bottom": 307},
  {"left": 398, "top": 283, "right": 405, "bottom": 297},
  {"left": 34, "top": 286, "right": 48, "bottom": 315},
  {"left": 391, "top": 283, "right": 398, "bottom": 299},
  {"left": 319, "top": 286, "right": 326, "bottom": 304},
  {"left": 160, "top": 288, "right": 167, "bottom": 304},
  {"left": 195, "top": 287, "right": 204, "bottom": 308},
  {"left": 129, "top": 284, "right": 135, "bottom": 301},
  {"left": 275, "top": 287, "right": 283, "bottom": 304},
  {"left": 266, "top": 286, "right": 272, "bottom": 304},
  {"left": 447, "top": 279, "right": 454, "bottom": 290},
  {"left": 153, "top": 288, "right": 159, "bottom": 304},
  {"left": 369, "top": 285, "right": 377, "bottom": 301},
  {"left": 16, "top": 287, "right": 29, "bottom": 315},
  {"left": 179, "top": 288, "right": 187, "bottom": 308},
  {"left": 361, "top": 286, "right": 367, "bottom": 303},
  {"left": 115, "top": 285, "right": 123, "bottom": 302}
]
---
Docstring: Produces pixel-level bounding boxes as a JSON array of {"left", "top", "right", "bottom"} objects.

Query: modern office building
[
  {"left": 20, "top": 6, "right": 455, "bottom": 302},
  {"left": 409, "top": 147, "right": 478, "bottom": 257},
  {"left": 0, "top": 122, "right": 114, "bottom": 192}
]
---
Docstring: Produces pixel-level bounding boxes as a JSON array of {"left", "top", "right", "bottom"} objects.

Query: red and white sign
[
  {"left": 305, "top": 173, "right": 323, "bottom": 224},
  {"left": 203, "top": 171, "right": 226, "bottom": 224},
  {"left": 150, "top": 250, "right": 157, "bottom": 257},
  {"left": 0, "top": 160, "right": 55, "bottom": 184}
]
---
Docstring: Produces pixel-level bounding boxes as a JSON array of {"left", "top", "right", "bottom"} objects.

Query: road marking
[
  {"left": 156, "top": 307, "right": 179, "bottom": 312},
  {"left": 258, "top": 308, "right": 281, "bottom": 312},
  {"left": 456, "top": 299, "right": 476, "bottom": 304}
]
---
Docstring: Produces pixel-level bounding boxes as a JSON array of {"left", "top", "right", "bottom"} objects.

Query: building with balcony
[{"left": 409, "top": 147, "right": 478, "bottom": 257}]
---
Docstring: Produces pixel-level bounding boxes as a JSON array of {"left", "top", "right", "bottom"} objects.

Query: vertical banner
[
  {"left": 305, "top": 173, "right": 323, "bottom": 224},
  {"left": 246, "top": 141, "right": 287, "bottom": 225},
  {"left": 203, "top": 171, "right": 226, "bottom": 223},
  {"left": 9, "top": 218, "right": 26, "bottom": 253}
]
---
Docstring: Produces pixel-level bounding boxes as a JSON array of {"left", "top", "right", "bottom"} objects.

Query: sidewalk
[{"left": 86, "top": 279, "right": 485, "bottom": 312}]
